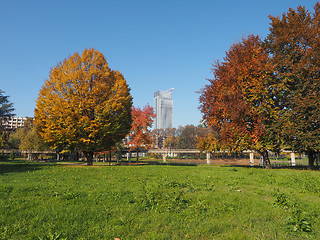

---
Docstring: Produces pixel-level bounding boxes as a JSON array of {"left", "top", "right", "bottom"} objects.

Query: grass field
[{"left": 1, "top": 160, "right": 320, "bottom": 239}]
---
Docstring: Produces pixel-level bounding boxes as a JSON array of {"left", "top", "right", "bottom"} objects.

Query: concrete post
[
  {"left": 163, "top": 153, "right": 166, "bottom": 163},
  {"left": 250, "top": 152, "right": 254, "bottom": 166},
  {"left": 291, "top": 152, "right": 296, "bottom": 166},
  {"left": 206, "top": 152, "right": 211, "bottom": 165},
  {"left": 127, "top": 152, "right": 131, "bottom": 163}
]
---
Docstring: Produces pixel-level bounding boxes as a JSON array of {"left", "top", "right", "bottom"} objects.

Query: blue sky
[{"left": 0, "top": 0, "right": 317, "bottom": 127}]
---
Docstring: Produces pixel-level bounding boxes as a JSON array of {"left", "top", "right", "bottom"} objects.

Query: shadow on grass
[
  {"left": 3, "top": 159, "right": 315, "bottom": 171},
  {"left": 219, "top": 164, "right": 320, "bottom": 171},
  {"left": 76, "top": 159, "right": 317, "bottom": 169},
  {"left": 0, "top": 160, "right": 56, "bottom": 175},
  {"left": 111, "top": 160, "right": 197, "bottom": 167},
  {"left": 142, "top": 161, "right": 197, "bottom": 166}
]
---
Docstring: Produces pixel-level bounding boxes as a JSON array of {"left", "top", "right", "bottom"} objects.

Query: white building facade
[
  {"left": 1, "top": 117, "right": 27, "bottom": 129},
  {"left": 153, "top": 89, "right": 173, "bottom": 129}
]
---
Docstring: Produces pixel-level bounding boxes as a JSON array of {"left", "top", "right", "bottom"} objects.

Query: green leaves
[
  {"left": 0, "top": 89, "right": 14, "bottom": 119},
  {"left": 285, "top": 209, "right": 313, "bottom": 233},
  {"left": 265, "top": 3, "right": 320, "bottom": 167}
]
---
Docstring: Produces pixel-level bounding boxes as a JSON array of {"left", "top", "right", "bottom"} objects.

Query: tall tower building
[{"left": 153, "top": 89, "right": 173, "bottom": 129}]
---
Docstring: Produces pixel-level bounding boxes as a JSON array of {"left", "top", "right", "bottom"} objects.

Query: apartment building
[{"left": 1, "top": 117, "right": 27, "bottom": 129}]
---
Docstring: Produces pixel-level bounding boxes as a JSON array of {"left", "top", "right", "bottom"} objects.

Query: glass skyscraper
[{"left": 153, "top": 89, "right": 173, "bottom": 129}]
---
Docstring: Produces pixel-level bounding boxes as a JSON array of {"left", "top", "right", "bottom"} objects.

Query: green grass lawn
[{"left": 1, "top": 161, "right": 320, "bottom": 239}]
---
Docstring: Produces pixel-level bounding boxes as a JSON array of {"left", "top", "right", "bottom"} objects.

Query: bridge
[{"left": 1, "top": 148, "right": 299, "bottom": 166}]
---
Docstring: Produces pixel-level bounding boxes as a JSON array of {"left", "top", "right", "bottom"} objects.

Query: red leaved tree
[
  {"left": 199, "top": 35, "right": 279, "bottom": 168},
  {"left": 127, "top": 104, "right": 156, "bottom": 162}
]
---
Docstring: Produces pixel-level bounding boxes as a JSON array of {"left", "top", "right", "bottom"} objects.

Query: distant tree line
[{"left": 151, "top": 125, "right": 207, "bottom": 149}]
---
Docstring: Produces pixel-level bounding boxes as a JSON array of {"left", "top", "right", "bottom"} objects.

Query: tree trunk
[
  {"left": 128, "top": 152, "right": 131, "bottom": 163},
  {"left": 83, "top": 151, "right": 94, "bottom": 166},
  {"left": 307, "top": 150, "right": 315, "bottom": 169},
  {"left": 70, "top": 151, "right": 79, "bottom": 162},
  {"left": 27, "top": 152, "right": 32, "bottom": 161},
  {"left": 136, "top": 149, "right": 139, "bottom": 162},
  {"left": 261, "top": 150, "right": 271, "bottom": 169}
]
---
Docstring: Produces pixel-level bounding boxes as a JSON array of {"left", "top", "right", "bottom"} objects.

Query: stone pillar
[
  {"left": 206, "top": 152, "right": 211, "bottom": 165},
  {"left": 163, "top": 153, "right": 166, "bottom": 163},
  {"left": 250, "top": 152, "right": 254, "bottom": 166},
  {"left": 291, "top": 152, "right": 296, "bottom": 166}
]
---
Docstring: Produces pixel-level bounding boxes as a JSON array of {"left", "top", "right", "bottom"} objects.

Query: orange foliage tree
[
  {"left": 127, "top": 104, "right": 155, "bottom": 162},
  {"left": 199, "top": 35, "right": 279, "bottom": 168},
  {"left": 35, "top": 48, "right": 132, "bottom": 165}
]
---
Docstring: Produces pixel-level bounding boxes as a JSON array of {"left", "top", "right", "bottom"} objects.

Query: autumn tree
[
  {"left": 35, "top": 48, "right": 132, "bottom": 165},
  {"left": 177, "top": 125, "right": 207, "bottom": 149},
  {"left": 163, "top": 128, "right": 179, "bottom": 149},
  {"left": 265, "top": 3, "right": 320, "bottom": 168},
  {"left": 199, "top": 35, "right": 278, "bottom": 168},
  {"left": 127, "top": 104, "right": 155, "bottom": 162},
  {"left": 9, "top": 118, "right": 45, "bottom": 160},
  {"left": 151, "top": 128, "right": 178, "bottom": 149}
]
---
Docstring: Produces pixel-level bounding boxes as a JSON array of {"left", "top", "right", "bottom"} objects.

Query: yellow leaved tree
[{"left": 35, "top": 48, "right": 132, "bottom": 165}]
